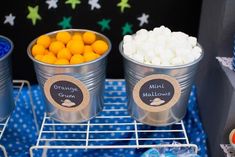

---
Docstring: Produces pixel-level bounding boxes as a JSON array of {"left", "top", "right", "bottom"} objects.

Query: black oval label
[
  {"left": 133, "top": 74, "right": 181, "bottom": 112},
  {"left": 50, "top": 81, "right": 83, "bottom": 108},
  {"left": 44, "top": 75, "right": 90, "bottom": 111},
  {"left": 139, "top": 79, "right": 174, "bottom": 107}
]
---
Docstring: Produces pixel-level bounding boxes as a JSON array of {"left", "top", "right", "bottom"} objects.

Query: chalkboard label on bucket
[
  {"left": 133, "top": 74, "right": 181, "bottom": 112},
  {"left": 44, "top": 75, "right": 90, "bottom": 112}
]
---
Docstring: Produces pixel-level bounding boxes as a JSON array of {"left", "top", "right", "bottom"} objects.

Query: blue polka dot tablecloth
[{"left": 0, "top": 80, "right": 208, "bottom": 157}]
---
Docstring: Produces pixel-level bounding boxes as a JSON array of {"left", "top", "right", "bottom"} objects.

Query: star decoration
[
  {"left": 65, "top": 0, "right": 81, "bottom": 9},
  {"left": 97, "top": 18, "right": 111, "bottom": 31},
  {"left": 27, "top": 5, "right": 41, "bottom": 25},
  {"left": 117, "top": 0, "right": 131, "bottom": 13},
  {"left": 137, "top": 13, "right": 149, "bottom": 27},
  {"left": 4, "top": 13, "right": 15, "bottom": 26},
  {"left": 46, "top": 0, "right": 58, "bottom": 9},
  {"left": 122, "top": 22, "right": 133, "bottom": 35},
  {"left": 58, "top": 16, "right": 72, "bottom": 29},
  {"left": 88, "top": 0, "right": 101, "bottom": 10}
]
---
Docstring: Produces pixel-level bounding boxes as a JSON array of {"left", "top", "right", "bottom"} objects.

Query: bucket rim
[
  {"left": 0, "top": 35, "right": 14, "bottom": 62},
  {"left": 27, "top": 29, "right": 112, "bottom": 68},
  {"left": 119, "top": 41, "right": 204, "bottom": 69}
]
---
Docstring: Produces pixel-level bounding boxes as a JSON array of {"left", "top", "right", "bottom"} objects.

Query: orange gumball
[
  {"left": 36, "top": 35, "right": 51, "bottom": 48},
  {"left": 41, "top": 54, "right": 56, "bottom": 64},
  {"left": 92, "top": 40, "right": 108, "bottom": 55},
  {"left": 70, "top": 54, "right": 85, "bottom": 64},
  {"left": 67, "top": 40, "right": 84, "bottom": 55},
  {"left": 34, "top": 54, "right": 44, "bottom": 62},
  {"left": 83, "top": 51, "right": 100, "bottom": 62},
  {"left": 49, "top": 41, "right": 65, "bottom": 54},
  {"left": 72, "top": 33, "right": 83, "bottom": 41},
  {"left": 56, "top": 31, "right": 72, "bottom": 44},
  {"left": 54, "top": 58, "right": 70, "bottom": 65},
  {"left": 82, "top": 31, "right": 96, "bottom": 44},
  {"left": 32, "top": 44, "right": 45, "bottom": 57},
  {"left": 84, "top": 45, "right": 93, "bottom": 53},
  {"left": 57, "top": 48, "right": 72, "bottom": 60}
]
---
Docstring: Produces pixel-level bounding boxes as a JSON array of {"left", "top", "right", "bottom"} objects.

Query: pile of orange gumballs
[{"left": 31, "top": 31, "right": 109, "bottom": 65}]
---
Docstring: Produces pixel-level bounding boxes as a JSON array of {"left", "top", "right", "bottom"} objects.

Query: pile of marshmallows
[{"left": 123, "top": 26, "right": 202, "bottom": 66}]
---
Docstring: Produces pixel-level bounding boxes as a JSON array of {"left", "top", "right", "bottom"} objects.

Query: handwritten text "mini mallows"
[
  {"left": 149, "top": 84, "right": 164, "bottom": 89},
  {"left": 142, "top": 92, "right": 170, "bottom": 97}
]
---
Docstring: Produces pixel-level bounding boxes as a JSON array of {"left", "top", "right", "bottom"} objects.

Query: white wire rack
[
  {"left": 0, "top": 117, "right": 10, "bottom": 157},
  {"left": 30, "top": 79, "right": 198, "bottom": 157},
  {"left": 220, "top": 144, "right": 235, "bottom": 157},
  {"left": 0, "top": 80, "right": 38, "bottom": 157}
]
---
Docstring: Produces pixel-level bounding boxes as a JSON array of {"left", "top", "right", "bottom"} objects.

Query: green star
[
  {"left": 27, "top": 5, "right": 41, "bottom": 25},
  {"left": 122, "top": 22, "right": 133, "bottom": 35},
  {"left": 117, "top": 0, "right": 131, "bottom": 13},
  {"left": 58, "top": 17, "right": 72, "bottom": 29},
  {"left": 97, "top": 18, "right": 111, "bottom": 31},
  {"left": 65, "top": 0, "right": 81, "bottom": 9}
]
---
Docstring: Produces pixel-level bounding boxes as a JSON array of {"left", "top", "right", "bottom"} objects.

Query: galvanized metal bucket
[
  {"left": 27, "top": 29, "right": 111, "bottom": 123},
  {"left": 0, "top": 35, "right": 14, "bottom": 122},
  {"left": 119, "top": 42, "right": 203, "bottom": 126}
]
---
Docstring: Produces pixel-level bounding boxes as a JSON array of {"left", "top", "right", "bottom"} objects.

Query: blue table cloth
[{"left": 0, "top": 80, "right": 208, "bottom": 157}]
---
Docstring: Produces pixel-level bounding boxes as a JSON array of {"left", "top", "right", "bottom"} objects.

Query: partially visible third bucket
[{"left": 0, "top": 35, "right": 14, "bottom": 122}]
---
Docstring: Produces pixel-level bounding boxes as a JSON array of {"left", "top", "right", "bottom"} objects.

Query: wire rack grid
[
  {"left": 220, "top": 144, "right": 235, "bottom": 157},
  {"left": 30, "top": 79, "right": 198, "bottom": 157},
  {"left": 0, "top": 80, "right": 38, "bottom": 157}
]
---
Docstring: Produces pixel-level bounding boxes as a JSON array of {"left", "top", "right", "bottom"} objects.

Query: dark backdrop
[{"left": 0, "top": 0, "right": 202, "bottom": 84}]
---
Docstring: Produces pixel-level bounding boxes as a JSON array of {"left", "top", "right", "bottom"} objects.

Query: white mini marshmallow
[
  {"left": 161, "top": 61, "right": 171, "bottom": 66},
  {"left": 159, "top": 49, "right": 174, "bottom": 61},
  {"left": 154, "top": 46, "right": 164, "bottom": 56},
  {"left": 192, "top": 51, "right": 201, "bottom": 60},
  {"left": 153, "top": 26, "right": 164, "bottom": 35},
  {"left": 188, "top": 36, "right": 197, "bottom": 47},
  {"left": 171, "top": 31, "right": 189, "bottom": 40},
  {"left": 161, "top": 27, "right": 171, "bottom": 38},
  {"left": 174, "top": 48, "right": 191, "bottom": 57},
  {"left": 192, "top": 46, "right": 202, "bottom": 59},
  {"left": 151, "top": 57, "right": 161, "bottom": 65},
  {"left": 182, "top": 54, "right": 195, "bottom": 64},
  {"left": 144, "top": 60, "right": 152, "bottom": 65},
  {"left": 123, "top": 35, "right": 133, "bottom": 43},
  {"left": 135, "top": 29, "right": 149, "bottom": 42},
  {"left": 171, "top": 57, "right": 183, "bottom": 65},
  {"left": 192, "top": 46, "right": 202, "bottom": 54},
  {"left": 123, "top": 42, "right": 136, "bottom": 56},
  {"left": 132, "top": 53, "right": 144, "bottom": 63}
]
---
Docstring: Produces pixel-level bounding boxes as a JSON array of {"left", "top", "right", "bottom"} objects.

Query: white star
[
  {"left": 4, "top": 13, "right": 15, "bottom": 26},
  {"left": 137, "top": 13, "right": 149, "bottom": 27},
  {"left": 88, "top": 0, "right": 101, "bottom": 10},
  {"left": 46, "top": 0, "right": 58, "bottom": 9}
]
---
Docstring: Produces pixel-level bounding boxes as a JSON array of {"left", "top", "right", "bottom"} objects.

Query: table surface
[{"left": 0, "top": 80, "right": 208, "bottom": 157}]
